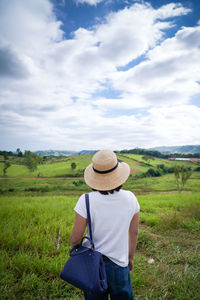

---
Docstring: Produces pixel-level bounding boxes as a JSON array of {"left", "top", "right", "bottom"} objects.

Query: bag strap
[{"left": 85, "top": 193, "right": 93, "bottom": 241}]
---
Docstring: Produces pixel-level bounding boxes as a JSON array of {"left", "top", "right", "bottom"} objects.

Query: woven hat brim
[{"left": 84, "top": 161, "right": 130, "bottom": 191}]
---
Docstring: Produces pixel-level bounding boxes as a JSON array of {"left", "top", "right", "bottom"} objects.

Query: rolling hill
[
  {"left": 149, "top": 145, "right": 200, "bottom": 154},
  {"left": 34, "top": 145, "right": 200, "bottom": 157}
]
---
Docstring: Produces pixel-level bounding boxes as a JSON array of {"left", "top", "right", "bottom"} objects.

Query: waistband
[
  {"left": 102, "top": 255, "right": 113, "bottom": 263},
  {"left": 102, "top": 255, "right": 128, "bottom": 268}
]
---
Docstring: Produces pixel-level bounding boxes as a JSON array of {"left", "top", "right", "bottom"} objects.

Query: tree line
[
  {"left": 1, "top": 148, "right": 200, "bottom": 159},
  {"left": 1, "top": 149, "right": 80, "bottom": 177},
  {"left": 1, "top": 149, "right": 43, "bottom": 176},
  {"left": 120, "top": 148, "right": 200, "bottom": 158}
]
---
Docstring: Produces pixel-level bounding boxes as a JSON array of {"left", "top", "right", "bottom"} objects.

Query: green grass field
[
  {"left": 1, "top": 172, "right": 199, "bottom": 197},
  {"left": 0, "top": 153, "right": 200, "bottom": 299},
  {"left": 118, "top": 153, "right": 197, "bottom": 169},
  {"left": 0, "top": 155, "right": 93, "bottom": 178},
  {"left": 1, "top": 153, "right": 198, "bottom": 178},
  {"left": 0, "top": 193, "right": 199, "bottom": 299}
]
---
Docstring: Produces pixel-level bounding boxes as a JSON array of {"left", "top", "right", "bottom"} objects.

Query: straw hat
[{"left": 84, "top": 149, "right": 130, "bottom": 191}]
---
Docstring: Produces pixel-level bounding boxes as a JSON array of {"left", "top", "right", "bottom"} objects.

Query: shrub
[
  {"left": 145, "top": 168, "right": 162, "bottom": 177},
  {"left": 73, "top": 180, "right": 85, "bottom": 187},
  {"left": 194, "top": 166, "right": 200, "bottom": 171}
]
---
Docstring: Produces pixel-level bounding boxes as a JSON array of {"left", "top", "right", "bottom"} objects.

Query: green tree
[
  {"left": 24, "top": 150, "right": 31, "bottom": 157},
  {"left": 24, "top": 151, "right": 42, "bottom": 172},
  {"left": 157, "top": 164, "right": 167, "bottom": 175},
  {"left": 16, "top": 148, "right": 23, "bottom": 157},
  {"left": 71, "top": 162, "right": 77, "bottom": 171},
  {"left": 181, "top": 168, "right": 192, "bottom": 190},
  {"left": 142, "top": 155, "right": 154, "bottom": 164},
  {"left": 174, "top": 166, "right": 181, "bottom": 191},
  {"left": 3, "top": 154, "right": 8, "bottom": 160},
  {"left": 3, "top": 161, "right": 11, "bottom": 176},
  {"left": 174, "top": 166, "right": 192, "bottom": 192}
]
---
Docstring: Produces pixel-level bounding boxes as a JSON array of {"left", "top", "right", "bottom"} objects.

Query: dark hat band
[{"left": 93, "top": 162, "right": 119, "bottom": 174}]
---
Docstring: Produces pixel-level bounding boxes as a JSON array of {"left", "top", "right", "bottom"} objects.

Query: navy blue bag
[{"left": 60, "top": 194, "right": 108, "bottom": 293}]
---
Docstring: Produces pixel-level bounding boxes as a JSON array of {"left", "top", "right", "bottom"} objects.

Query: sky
[{"left": 0, "top": 0, "right": 200, "bottom": 151}]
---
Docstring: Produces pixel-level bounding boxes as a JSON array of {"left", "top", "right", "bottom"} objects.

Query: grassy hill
[
  {"left": 1, "top": 152, "right": 199, "bottom": 196},
  {"left": 0, "top": 153, "right": 198, "bottom": 179},
  {"left": 0, "top": 154, "right": 93, "bottom": 178}
]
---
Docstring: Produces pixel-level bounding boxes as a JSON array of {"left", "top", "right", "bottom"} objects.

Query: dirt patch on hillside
[
  {"left": 135, "top": 161, "right": 141, "bottom": 165},
  {"left": 130, "top": 168, "right": 139, "bottom": 174}
]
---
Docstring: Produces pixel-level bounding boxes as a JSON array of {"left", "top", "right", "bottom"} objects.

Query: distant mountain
[
  {"left": 35, "top": 150, "right": 78, "bottom": 156},
  {"left": 34, "top": 145, "right": 200, "bottom": 156},
  {"left": 149, "top": 145, "right": 200, "bottom": 154},
  {"left": 34, "top": 150, "right": 97, "bottom": 156},
  {"left": 78, "top": 150, "right": 98, "bottom": 155}
]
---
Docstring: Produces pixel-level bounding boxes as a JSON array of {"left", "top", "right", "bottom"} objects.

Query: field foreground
[{"left": 0, "top": 192, "right": 200, "bottom": 299}]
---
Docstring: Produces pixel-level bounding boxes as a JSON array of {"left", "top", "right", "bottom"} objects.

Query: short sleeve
[
  {"left": 135, "top": 197, "right": 140, "bottom": 214},
  {"left": 128, "top": 191, "right": 140, "bottom": 216},
  {"left": 74, "top": 194, "right": 87, "bottom": 219}
]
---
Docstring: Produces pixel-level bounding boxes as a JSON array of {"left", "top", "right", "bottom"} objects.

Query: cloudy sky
[{"left": 0, "top": 0, "right": 200, "bottom": 151}]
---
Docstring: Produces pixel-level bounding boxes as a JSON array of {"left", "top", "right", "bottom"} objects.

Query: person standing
[{"left": 70, "top": 150, "right": 140, "bottom": 300}]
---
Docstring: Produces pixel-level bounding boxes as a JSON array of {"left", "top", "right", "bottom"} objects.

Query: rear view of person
[{"left": 70, "top": 150, "right": 140, "bottom": 300}]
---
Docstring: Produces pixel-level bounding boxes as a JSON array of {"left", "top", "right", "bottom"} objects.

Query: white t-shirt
[{"left": 74, "top": 189, "right": 140, "bottom": 267}]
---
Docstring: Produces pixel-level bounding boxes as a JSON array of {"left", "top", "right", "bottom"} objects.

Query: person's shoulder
[
  {"left": 120, "top": 189, "right": 138, "bottom": 203},
  {"left": 78, "top": 193, "right": 86, "bottom": 200},
  {"left": 79, "top": 191, "right": 96, "bottom": 197},
  {"left": 120, "top": 190, "right": 140, "bottom": 213},
  {"left": 85, "top": 191, "right": 99, "bottom": 199},
  {"left": 120, "top": 189, "right": 136, "bottom": 198},
  {"left": 88, "top": 191, "right": 99, "bottom": 196}
]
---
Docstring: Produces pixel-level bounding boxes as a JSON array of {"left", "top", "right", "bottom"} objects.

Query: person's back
[
  {"left": 70, "top": 150, "right": 140, "bottom": 300},
  {"left": 75, "top": 189, "right": 140, "bottom": 267}
]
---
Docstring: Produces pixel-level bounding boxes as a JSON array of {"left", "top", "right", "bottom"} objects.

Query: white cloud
[
  {"left": 109, "top": 24, "right": 200, "bottom": 107},
  {"left": 148, "top": 105, "right": 200, "bottom": 146},
  {"left": 156, "top": 2, "right": 191, "bottom": 19},
  {"left": 74, "top": 0, "right": 104, "bottom": 5},
  {"left": 2, "top": 102, "right": 199, "bottom": 151},
  {"left": 0, "top": 0, "right": 63, "bottom": 57},
  {"left": 40, "top": 1, "right": 192, "bottom": 100},
  {"left": 0, "top": 0, "right": 199, "bottom": 151}
]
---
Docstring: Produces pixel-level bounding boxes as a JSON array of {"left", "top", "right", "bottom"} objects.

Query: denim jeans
[{"left": 84, "top": 256, "right": 134, "bottom": 300}]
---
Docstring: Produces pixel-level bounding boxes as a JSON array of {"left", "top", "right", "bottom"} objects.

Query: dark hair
[{"left": 92, "top": 185, "right": 122, "bottom": 195}]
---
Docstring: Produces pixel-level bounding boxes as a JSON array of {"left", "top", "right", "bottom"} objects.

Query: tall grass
[
  {"left": 0, "top": 196, "right": 81, "bottom": 299},
  {"left": 0, "top": 193, "right": 199, "bottom": 299},
  {"left": 1, "top": 172, "right": 200, "bottom": 197}
]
